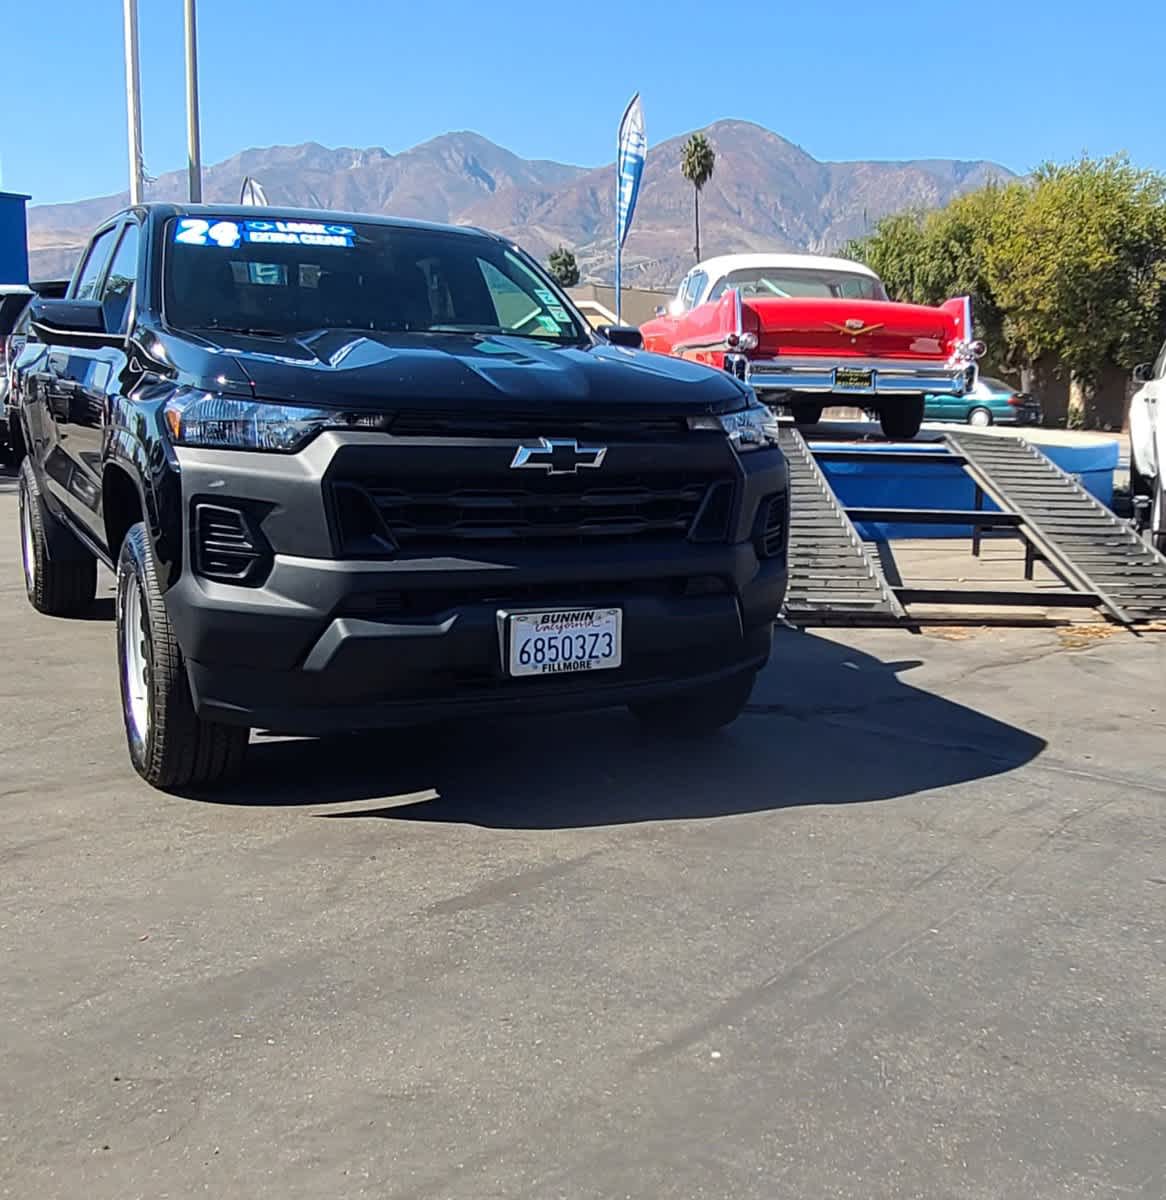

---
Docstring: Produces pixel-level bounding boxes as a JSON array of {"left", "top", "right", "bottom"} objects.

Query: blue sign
[
  {"left": 614, "top": 93, "right": 646, "bottom": 324},
  {"left": 616, "top": 94, "right": 646, "bottom": 250}
]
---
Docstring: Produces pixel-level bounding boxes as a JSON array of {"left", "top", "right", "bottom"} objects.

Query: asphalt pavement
[{"left": 0, "top": 470, "right": 1163, "bottom": 1200}]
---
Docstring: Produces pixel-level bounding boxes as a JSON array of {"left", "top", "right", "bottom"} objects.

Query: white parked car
[{"left": 1129, "top": 339, "right": 1166, "bottom": 553}]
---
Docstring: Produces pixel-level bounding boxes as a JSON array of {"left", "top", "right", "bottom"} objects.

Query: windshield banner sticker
[
  {"left": 548, "top": 305, "right": 570, "bottom": 322},
  {"left": 174, "top": 218, "right": 357, "bottom": 249},
  {"left": 535, "top": 315, "right": 562, "bottom": 334}
]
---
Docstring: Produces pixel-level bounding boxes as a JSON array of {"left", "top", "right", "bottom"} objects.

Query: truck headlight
[
  {"left": 689, "top": 402, "right": 781, "bottom": 451},
  {"left": 163, "top": 392, "right": 383, "bottom": 452}
]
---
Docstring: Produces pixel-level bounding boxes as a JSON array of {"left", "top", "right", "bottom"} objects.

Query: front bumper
[
  {"left": 744, "top": 355, "right": 971, "bottom": 398},
  {"left": 168, "top": 435, "right": 789, "bottom": 733}
]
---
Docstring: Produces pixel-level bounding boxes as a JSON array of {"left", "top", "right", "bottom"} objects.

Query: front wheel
[
  {"left": 878, "top": 396, "right": 925, "bottom": 441},
  {"left": 630, "top": 671, "right": 756, "bottom": 738},
  {"left": 117, "top": 522, "right": 249, "bottom": 791}
]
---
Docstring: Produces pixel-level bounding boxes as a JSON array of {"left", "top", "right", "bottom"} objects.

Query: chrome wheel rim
[
  {"left": 123, "top": 579, "right": 150, "bottom": 743},
  {"left": 969, "top": 409, "right": 991, "bottom": 427},
  {"left": 19, "top": 488, "right": 35, "bottom": 592}
]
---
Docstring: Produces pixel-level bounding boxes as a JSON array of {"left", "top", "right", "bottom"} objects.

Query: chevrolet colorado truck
[
  {"left": 639, "top": 253, "right": 984, "bottom": 441},
  {"left": 8, "top": 204, "right": 789, "bottom": 791}
]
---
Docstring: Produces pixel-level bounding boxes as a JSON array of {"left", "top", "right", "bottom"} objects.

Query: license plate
[
  {"left": 504, "top": 608, "right": 622, "bottom": 678},
  {"left": 835, "top": 367, "right": 874, "bottom": 391}
]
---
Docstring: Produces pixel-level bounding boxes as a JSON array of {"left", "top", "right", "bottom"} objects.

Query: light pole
[
  {"left": 122, "top": 0, "right": 144, "bottom": 205},
  {"left": 184, "top": 0, "right": 203, "bottom": 202}
]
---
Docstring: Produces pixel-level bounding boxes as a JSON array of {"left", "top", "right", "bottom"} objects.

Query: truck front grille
[{"left": 330, "top": 475, "right": 734, "bottom": 555}]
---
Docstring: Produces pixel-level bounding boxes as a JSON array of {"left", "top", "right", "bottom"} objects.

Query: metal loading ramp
[
  {"left": 777, "top": 427, "right": 905, "bottom": 623},
  {"left": 947, "top": 430, "right": 1166, "bottom": 625}
]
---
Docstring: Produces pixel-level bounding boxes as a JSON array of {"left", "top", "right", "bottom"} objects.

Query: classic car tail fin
[{"left": 940, "top": 296, "right": 973, "bottom": 344}]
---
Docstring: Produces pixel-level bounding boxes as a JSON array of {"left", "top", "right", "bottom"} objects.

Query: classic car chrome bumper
[{"left": 741, "top": 356, "right": 972, "bottom": 398}]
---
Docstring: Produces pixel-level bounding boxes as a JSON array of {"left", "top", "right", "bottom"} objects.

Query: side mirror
[
  {"left": 598, "top": 324, "right": 643, "bottom": 350},
  {"left": 1132, "top": 362, "right": 1154, "bottom": 384},
  {"left": 0, "top": 286, "right": 33, "bottom": 338},
  {"left": 30, "top": 298, "right": 125, "bottom": 349}
]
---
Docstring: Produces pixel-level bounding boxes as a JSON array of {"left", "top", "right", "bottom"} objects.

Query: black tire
[
  {"left": 18, "top": 458, "right": 97, "bottom": 616},
  {"left": 791, "top": 402, "right": 824, "bottom": 427},
  {"left": 968, "top": 406, "right": 994, "bottom": 427},
  {"left": 878, "top": 396, "right": 925, "bottom": 441},
  {"left": 631, "top": 671, "right": 756, "bottom": 737},
  {"left": 116, "top": 522, "right": 248, "bottom": 791},
  {"left": 1151, "top": 482, "right": 1166, "bottom": 556}
]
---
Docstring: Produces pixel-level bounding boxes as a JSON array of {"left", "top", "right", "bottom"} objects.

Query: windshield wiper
[
  {"left": 203, "top": 324, "right": 289, "bottom": 339},
  {"left": 424, "top": 324, "right": 585, "bottom": 344},
  {"left": 424, "top": 324, "right": 505, "bottom": 335}
]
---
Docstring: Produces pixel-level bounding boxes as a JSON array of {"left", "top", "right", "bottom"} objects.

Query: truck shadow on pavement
[{"left": 199, "top": 629, "right": 1047, "bottom": 827}]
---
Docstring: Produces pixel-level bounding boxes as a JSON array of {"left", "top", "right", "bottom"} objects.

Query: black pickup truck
[{"left": 7, "top": 204, "right": 789, "bottom": 790}]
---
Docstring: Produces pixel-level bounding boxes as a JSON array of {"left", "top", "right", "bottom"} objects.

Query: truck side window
[
  {"left": 72, "top": 227, "right": 119, "bottom": 301},
  {"left": 99, "top": 224, "right": 140, "bottom": 333}
]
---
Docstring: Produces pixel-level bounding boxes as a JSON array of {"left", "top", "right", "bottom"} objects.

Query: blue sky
[{"left": 3, "top": 0, "right": 1162, "bottom": 205}]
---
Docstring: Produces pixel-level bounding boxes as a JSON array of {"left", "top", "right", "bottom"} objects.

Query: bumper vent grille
[
  {"left": 755, "top": 492, "right": 789, "bottom": 559},
  {"left": 193, "top": 502, "right": 270, "bottom": 585}
]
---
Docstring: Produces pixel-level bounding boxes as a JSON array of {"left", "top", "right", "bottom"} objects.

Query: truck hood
[
  {"left": 744, "top": 297, "right": 959, "bottom": 360},
  {"left": 162, "top": 327, "right": 751, "bottom": 415}
]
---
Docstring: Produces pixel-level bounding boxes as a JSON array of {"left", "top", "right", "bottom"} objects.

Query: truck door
[{"left": 40, "top": 223, "right": 122, "bottom": 536}]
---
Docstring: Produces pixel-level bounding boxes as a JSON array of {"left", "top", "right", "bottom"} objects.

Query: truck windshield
[
  {"left": 163, "top": 217, "right": 585, "bottom": 342},
  {"left": 711, "top": 268, "right": 887, "bottom": 302}
]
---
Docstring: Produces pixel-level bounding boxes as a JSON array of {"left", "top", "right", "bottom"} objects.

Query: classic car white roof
[{"left": 690, "top": 253, "right": 880, "bottom": 282}]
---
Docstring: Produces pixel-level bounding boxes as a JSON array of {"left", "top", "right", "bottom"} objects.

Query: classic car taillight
[{"left": 726, "top": 331, "right": 759, "bottom": 353}]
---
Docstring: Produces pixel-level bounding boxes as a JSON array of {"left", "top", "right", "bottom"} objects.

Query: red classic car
[{"left": 638, "top": 253, "right": 982, "bottom": 440}]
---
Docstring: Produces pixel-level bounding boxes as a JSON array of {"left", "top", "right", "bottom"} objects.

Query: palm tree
[{"left": 681, "top": 133, "right": 716, "bottom": 263}]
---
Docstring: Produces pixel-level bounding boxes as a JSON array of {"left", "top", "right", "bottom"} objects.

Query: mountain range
[{"left": 26, "top": 120, "right": 1013, "bottom": 288}]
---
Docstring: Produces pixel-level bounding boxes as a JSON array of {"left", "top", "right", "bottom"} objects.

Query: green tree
[
  {"left": 845, "top": 187, "right": 1010, "bottom": 352},
  {"left": 985, "top": 156, "right": 1166, "bottom": 377},
  {"left": 846, "top": 156, "right": 1166, "bottom": 426},
  {"left": 681, "top": 132, "right": 716, "bottom": 262},
  {"left": 547, "top": 246, "right": 580, "bottom": 288}
]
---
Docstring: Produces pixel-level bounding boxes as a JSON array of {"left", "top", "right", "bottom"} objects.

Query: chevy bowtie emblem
[
  {"left": 510, "top": 437, "right": 607, "bottom": 475},
  {"left": 828, "top": 319, "right": 884, "bottom": 337}
]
